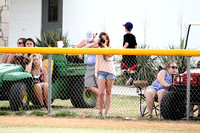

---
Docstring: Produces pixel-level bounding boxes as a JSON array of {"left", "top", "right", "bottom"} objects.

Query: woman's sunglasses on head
[
  {"left": 17, "top": 42, "right": 23, "bottom": 45},
  {"left": 170, "top": 66, "right": 178, "bottom": 69}
]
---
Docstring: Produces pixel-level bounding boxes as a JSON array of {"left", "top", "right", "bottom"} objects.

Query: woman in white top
[{"left": 85, "top": 32, "right": 116, "bottom": 116}]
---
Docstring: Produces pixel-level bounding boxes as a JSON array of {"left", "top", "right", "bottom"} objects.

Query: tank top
[
  {"left": 151, "top": 70, "right": 172, "bottom": 91},
  {"left": 32, "top": 68, "right": 44, "bottom": 85},
  {"left": 86, "top": 42, "right": 96, "bottom": 65},
  {"left": 95, "top": 54, "right": 116, "bottom": 77}
]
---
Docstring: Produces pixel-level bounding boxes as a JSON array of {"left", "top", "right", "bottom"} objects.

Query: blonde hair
[
  {"left": 32, "top": 54, "right": 41, "bottom": 69},
  {"left": 32, "top": 54, "right": 41, "bottom": 59}
]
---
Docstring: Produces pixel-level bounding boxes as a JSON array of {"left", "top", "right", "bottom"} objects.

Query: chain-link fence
[{"left": 0, "top": 51, "right": 199, "bottom": 121}]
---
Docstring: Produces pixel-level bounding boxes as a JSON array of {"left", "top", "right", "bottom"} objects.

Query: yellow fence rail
[{"left": 1, "top": 47, "right": 200, "bottom": 56}]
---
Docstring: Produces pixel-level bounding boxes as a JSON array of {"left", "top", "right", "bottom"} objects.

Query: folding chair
[
  {"left": 42, "top": 59, "right": 54, "bottom": 74},
  {"left": 133, "top": 80, "right": 159, "bottom": 118}
]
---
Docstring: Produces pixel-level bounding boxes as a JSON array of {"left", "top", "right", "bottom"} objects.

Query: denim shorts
[
  {"left": 97, "top": 71, "right": 116, "bottom": 80},
  {"left": 145, "top": 86, "right": 159, "bottom": 92}
]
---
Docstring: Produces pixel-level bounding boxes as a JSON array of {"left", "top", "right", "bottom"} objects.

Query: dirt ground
[{"left": 0, "top": 116, "right": 200, "bottom": 132}]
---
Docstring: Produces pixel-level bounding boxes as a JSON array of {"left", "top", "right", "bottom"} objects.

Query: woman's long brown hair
[{"left": 99, "top": 32, "right": 110, "bottom": 47}]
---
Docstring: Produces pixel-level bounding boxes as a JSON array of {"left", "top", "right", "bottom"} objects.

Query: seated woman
[
  {"left": 24, "top": 38, "right": 43, "bottom": 67},
  {"left": 25, "top": 54, "right": 50, "bottom": 110},
  {"left": 144, "top": 62, "right": 178, "bottom": 119},
  {"left": 24, "top": 38, "right": 35, "bottom": 59},
  {"left": 0, "top": 38, "right": 26, "bottom": 64},
  {"left": 190, "top": 60, "right": 200, "bottom": 118}
]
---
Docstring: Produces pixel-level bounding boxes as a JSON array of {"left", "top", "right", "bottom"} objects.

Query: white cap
[{"left": 86, "top": 31, "right": 94, "bottom": 41}]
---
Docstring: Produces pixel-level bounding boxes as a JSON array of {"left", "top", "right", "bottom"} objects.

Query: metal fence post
[
  {"left": 186, "top": 56, "right": 191, "bottom": 121},
  {"left": 48, "top": 54, "right": 52, "bottom": 114}
]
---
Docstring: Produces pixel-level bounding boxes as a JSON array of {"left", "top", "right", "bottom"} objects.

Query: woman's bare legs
[
  {"left": 157, "top": 89, "right": 168, "bottom": 119},
  {"left": 34, "top": 83, "right": 51, "bottom": 110},
  {"left": 42, "top": 83, "right": 49, "bottom": 106},
  {"left": 105, "top": 78, "right": 115, "bottom": 113},
  {"left": 88, "top": 86, "right": 99, "bottom": 105},
  {"left": 157, "top": 89, "right": 168, "bottom": 112},
  {"left": 98, "top": 79, "right": 106, "bottom": 114},
  {"left": 144, "top": 88, "right": 157, "bottom": 116},
  {"left": 34, "top": 84, "right": 44, "bottom": 106}
]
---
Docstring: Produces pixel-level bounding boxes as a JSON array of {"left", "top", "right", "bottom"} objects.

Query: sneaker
[
  {"left": 97, "top": 112, "right": 102, "bottom": 117},
  {"left": 129, "top": 84, "right": 135, "bottom": 88},
  {"left": 125, "top": 78, "right": 133, "bottom": 86},
  {"left": 104, "top": 112, "right": 109, "bottom": 116}
]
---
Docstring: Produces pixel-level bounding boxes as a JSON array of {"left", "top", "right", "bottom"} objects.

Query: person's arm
[
  {"left": 123, "top": 42, "right": 129, "bottom": 48},
  {"left": 134, "top": 36, "right": 137, "bottom": 49},
  {"left": 0, "top": 53, "right": 9, "bottom": 63},
  {"left": 6, "top": 54, "right": 15, "bottom": 64},
  {"left": 24, "top": 54, "right": 28, "bottom": 58},
  {"left": 42, "top": 67, "right": 48, "bottom": 83},
  {"left": 25, "top": 54, "right": 34, "bottom": 73},
  {"left": 157, "top": 70, "right": 171, "bottom": 87},
  {"left": 75, "top": 40, "right": 87, "bottom": 60},
  {"left": 84, "top": 42, "right": 99, "bottom": 48},
  {"left": 123, "top": 35, "right": 129, "bottom": 48},
  {"left": 75, "top": 40, "right": 86, "bottom": 48},
  {"left": 135, "top": 44, "right": 137, "bottom": 48},
  {"left": 25, "top": 59, "right": 33, "bottom": 73}
]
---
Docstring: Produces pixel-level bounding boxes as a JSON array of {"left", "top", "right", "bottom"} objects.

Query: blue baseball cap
[{"left": 123, "top": 22, "right": 133, "bottom": 31}]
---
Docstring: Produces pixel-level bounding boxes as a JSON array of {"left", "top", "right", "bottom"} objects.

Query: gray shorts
[{"left": 84, "top": 65, "right": 97, "bottom": 87}]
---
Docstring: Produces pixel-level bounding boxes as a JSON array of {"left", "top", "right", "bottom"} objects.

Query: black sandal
[{"left": 41, "top": 105, "right": 47, "bottom": 111}]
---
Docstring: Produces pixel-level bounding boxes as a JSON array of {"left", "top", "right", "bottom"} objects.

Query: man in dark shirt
[{"left": 121, "top": 22, "right": 137, "bottom": 86}]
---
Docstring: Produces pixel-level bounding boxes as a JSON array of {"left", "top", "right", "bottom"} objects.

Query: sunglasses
[
  {"left": 17, "top": 42, "right": 23, "bottom": 45},
  {"left": 170, "top": 66, "right": 178, "bottom": 69}
]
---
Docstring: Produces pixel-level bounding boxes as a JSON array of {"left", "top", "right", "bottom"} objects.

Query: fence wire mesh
[{"left": 0, "top": 52, "right": 200, "bottom": 120}]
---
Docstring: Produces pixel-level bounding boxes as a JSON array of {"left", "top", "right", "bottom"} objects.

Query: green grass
[
  {"left": 0, "top": 95, "right": 155, "bottom": 119},
  {"left": 0, "top": 95, "right": 189, "bottom": 121},
  {"left": 0, "top": 111, "right": 9, "bottom": 115},
  {"left": 15, "top": 110, "right": 26, "bottom": 116},
  {"left": 0, "top": 101, "right": 10, "bottom": 108},
  {"left": 30, "top": 110, "right": 47, "bottom": 116},
  {"left": 54, "top": 110, "right": 78, "bottom": 117},
  {"left": 111, "top": 96, "right": 139, "bottom": 108}
]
